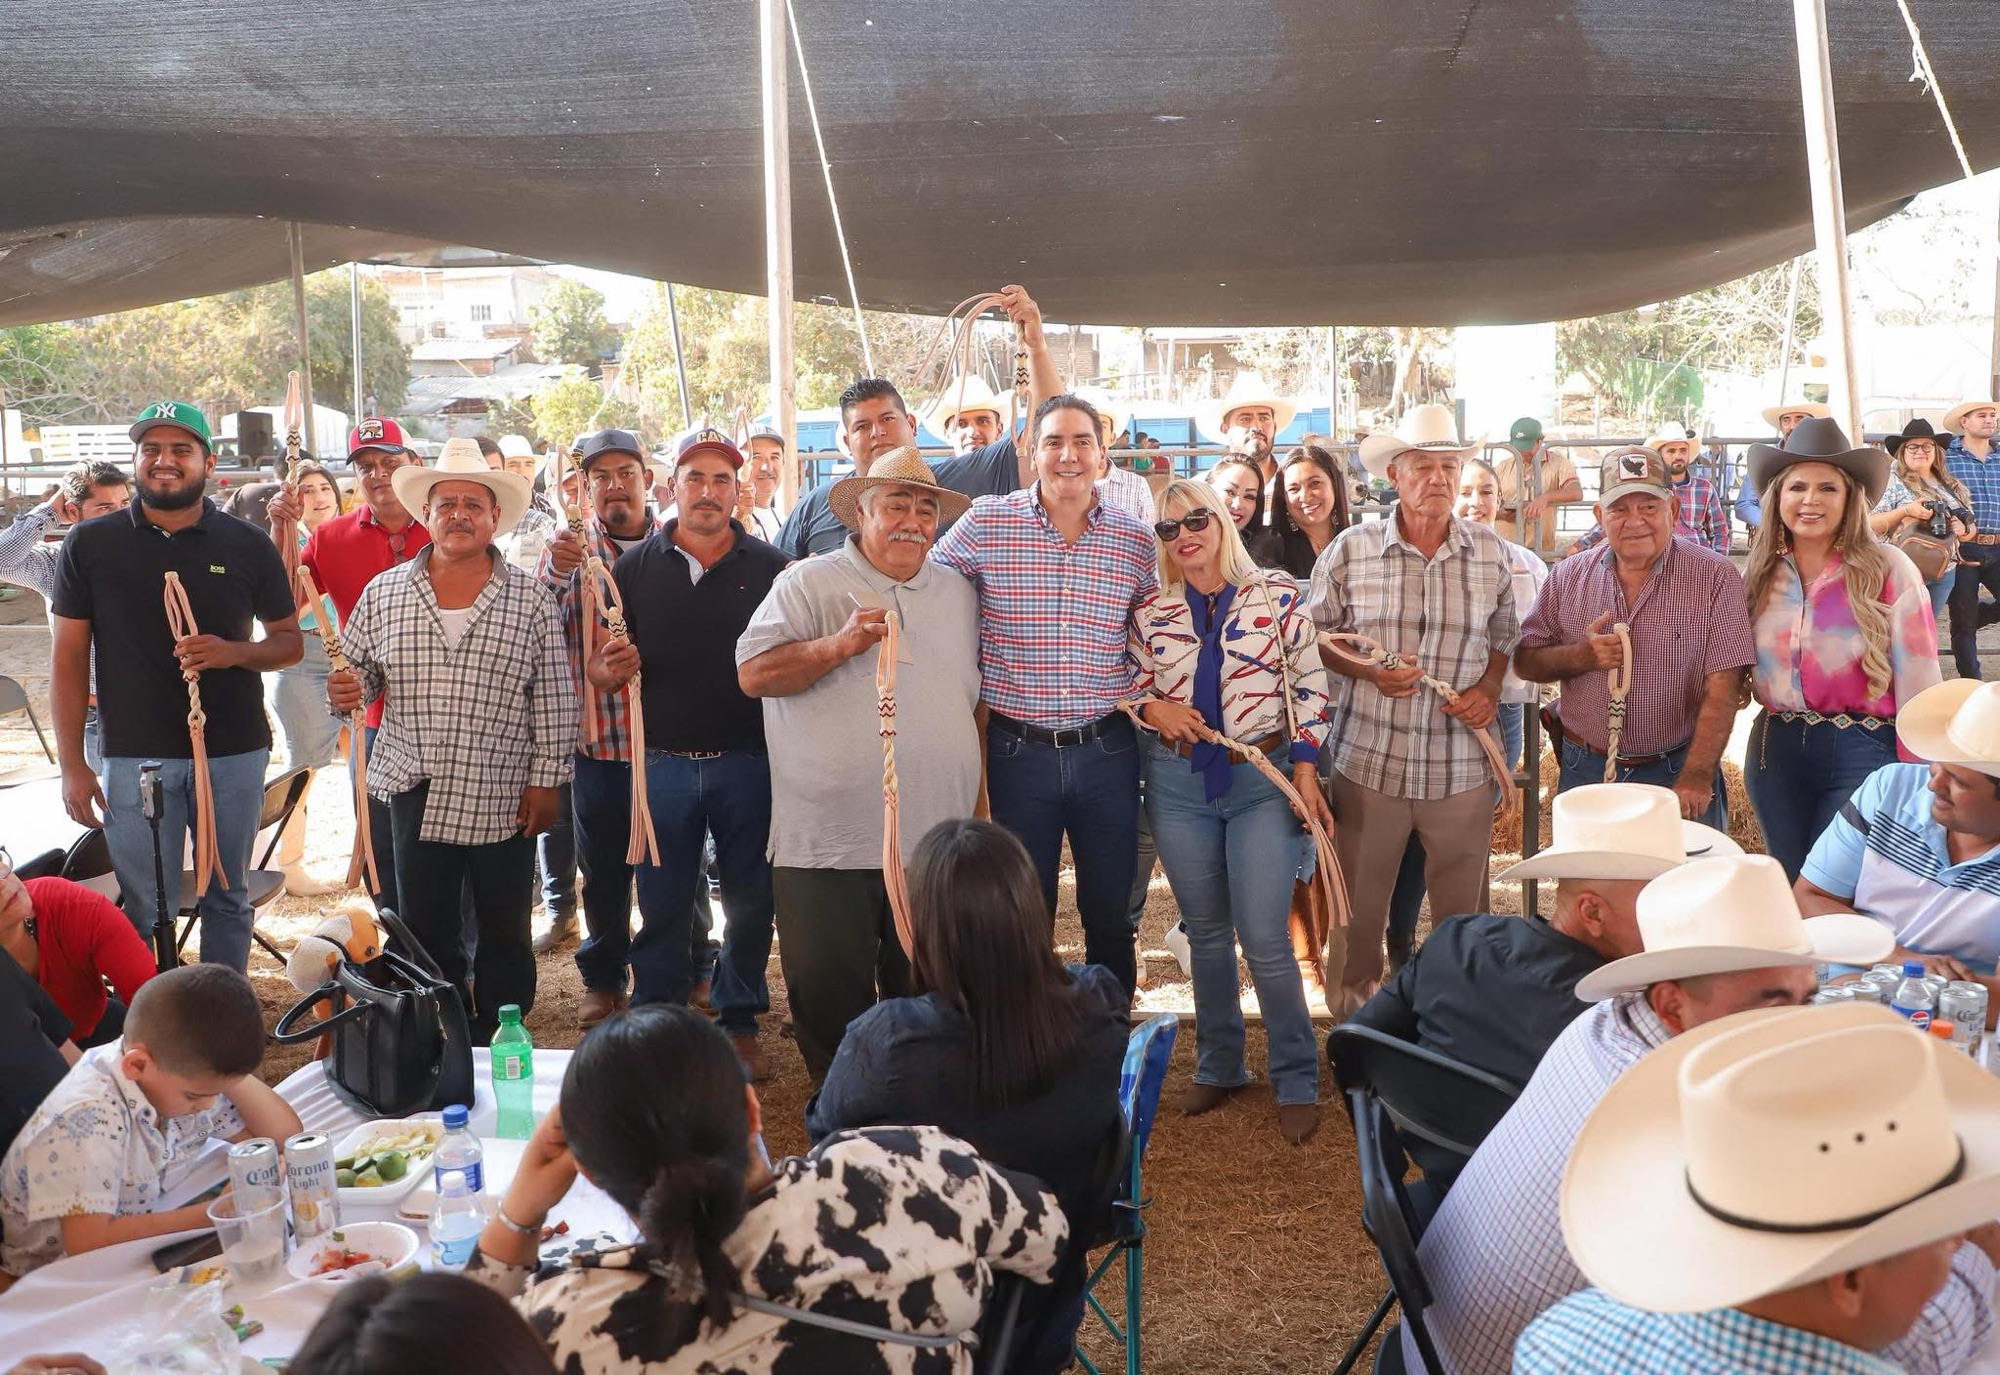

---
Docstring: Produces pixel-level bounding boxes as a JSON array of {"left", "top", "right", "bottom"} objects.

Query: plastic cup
[{"left": 208, "top": 1192, "right": 288, "bottom": 1286}]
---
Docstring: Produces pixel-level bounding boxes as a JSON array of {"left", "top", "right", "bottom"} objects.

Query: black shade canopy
[{"left": 2, "top": 0, "right": 1992, "bottom": 327}]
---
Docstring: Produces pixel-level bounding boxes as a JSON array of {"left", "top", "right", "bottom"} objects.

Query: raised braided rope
[
  {"left": 1603, "top": 622, "right": 1634, "bottom": 783},
  {"left": 273, "top": 371, "right": 305, "bottom": 581},
  {"left": 909, "top": 292, "right": 1030, "bottom": 452},
  {"left": 296, "top": 566, "right": 378, "bottom": 893}
]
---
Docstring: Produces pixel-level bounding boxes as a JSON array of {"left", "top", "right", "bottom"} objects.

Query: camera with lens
[{"left": 1923, "top": 497, "right": 1974, "bottom": 541}]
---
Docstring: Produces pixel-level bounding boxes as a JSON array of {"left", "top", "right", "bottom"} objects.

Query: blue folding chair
[{"left": 1076, "top": 1012, "right": 1179, "bottom": 1375}]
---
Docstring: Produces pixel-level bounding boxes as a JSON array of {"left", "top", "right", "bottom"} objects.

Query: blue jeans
[
  {"left": 1557, "top": 737, "right": 1727, "bottom": 832},
  {"left": 986, "top": 715, "right": 1141, "bottom": 995},
  {"left": 1744, "top": 711, "right": 1897, "bottom": 882},
  {"left": 572, "top": 753, "right": 717, "bottom": 994},
  {"left": 267, "top": 636, "right": 342, "bottom": 770},
  {"left": 101, "top": 750, "right": 269, "bottom": 970},
  {"left": 1144, "top": 740, "right": 1318, "bottom": 1105},
  {"left": 631, "top": 750, "right": 773, "bottom": 1034},
  {"left": 358, "top": 725, "right": 398, "bottom": 914},
  {"left": 1949, "top": 548, "right": 2000, "bottom": 679},
  {"left": 1927, "top": 571, "right": 1953, "bottom": 624},
  {"left": 538, "top": 781, "right": 576, "bottom": 917}
]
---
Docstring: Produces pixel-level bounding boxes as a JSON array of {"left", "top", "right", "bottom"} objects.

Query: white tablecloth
[{"left": 0, "top": 1048, "right": 636, "bottom": 1363}]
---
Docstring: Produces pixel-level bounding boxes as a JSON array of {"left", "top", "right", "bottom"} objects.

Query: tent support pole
[
  {"left": 349, "top": 262, "right": 365, "bottom": 426},
  {"left": 1776, "top": 255, "right": 1804, "bottom": 405},
  {"left": 665, "top": 283, "right": 692, "bottom": 428},
  {"left": 288, "top": 223, "right": 317, "bottom": 456},
  {"left": 761, "top": 0, "right": 796, "bottom": 506},
  {"left": 1790, "top": 0, "right": 1861, "bottom": 439}
]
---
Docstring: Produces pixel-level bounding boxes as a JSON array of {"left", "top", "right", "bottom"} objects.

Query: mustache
[{"left": 886, "top": 531, "right": 930, "bottom": 545}]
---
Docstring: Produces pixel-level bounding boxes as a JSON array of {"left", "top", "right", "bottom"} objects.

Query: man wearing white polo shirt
[{"left": 1796, "top": 678, "right": 2000, "bottom": 1021}]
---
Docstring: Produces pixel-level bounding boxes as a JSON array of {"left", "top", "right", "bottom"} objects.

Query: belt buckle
[
  {"left": 681, "top": 750, "right": 723, "bottom": 761},
  {"left": 1051, "top": 726, "right": 1086, "bottom": 748}
]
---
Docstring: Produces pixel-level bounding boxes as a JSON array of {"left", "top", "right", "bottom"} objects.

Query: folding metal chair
[
  {"left": 0, "top": 675, "right": 53, "bottom": 762},
  {"left": 1075, "top": 1012, "right": 1179, "bottom": 1375},
  {"left": 174, "top": 765, "right": 314, "bottom": 964},
  {"left": 1325, "top": 1024, "right": 1521, "bottom": 1375}
]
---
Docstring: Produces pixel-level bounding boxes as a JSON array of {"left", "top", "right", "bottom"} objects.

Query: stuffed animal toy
[{"left": 284, "top": 901, "right": 382, "bottom": 1061}]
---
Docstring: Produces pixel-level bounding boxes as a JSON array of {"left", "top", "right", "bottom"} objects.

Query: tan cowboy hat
[
  {"left": 1644, "top": 427, "right": 1700, "bottom": 460},
  {"left": 918, "top": 376, "right": 1007, "bottom": 439},
  {"left": 1195, "top": 373, "right": 1299, "bottom": 444},
  {"left": 1761, "top": 400, "right": 1831, "bottom": 428},
  {"left": 1943, "top": 399, "right": 2000, "bottom": 432},
  {"left": 1355, "top": 403, "right": 1480, "bottom": 481},
  {"left": 828, "top": 445, "right": 971, "bottom": 531},
  {"left": 1561, "top": 1002, "right": 2000, "bottom": 1314},
  {"left": 391, "top": 436, "right": 533, "bottom": 535},
  {"left": 1898, "top": 678, "right": 2000, "bottom": 779},
  {"left": 1072, "top": 386, "right": 1131, "bottom": 448},
  {"left": 1746, "top": 416, "right": 1890, "bottom": 507},
  {"left": 1497, "top": 784, "right": 1740, "bottom": 883},
  {"left": 1572, "top": 855, "right": 1893, "bottom": 1001}
]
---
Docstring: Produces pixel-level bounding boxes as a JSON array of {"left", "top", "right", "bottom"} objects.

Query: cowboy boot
[{"left": 278, "top": 802, "right": 341, "bottom": 898}]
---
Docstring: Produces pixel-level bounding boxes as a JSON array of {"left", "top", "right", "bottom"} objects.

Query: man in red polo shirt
[{"left": 268, "top": 419, "right": 428, "bottom": 912}]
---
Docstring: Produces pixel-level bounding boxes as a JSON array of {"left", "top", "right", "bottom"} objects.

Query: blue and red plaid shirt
[
  {"left": 1573, "top": 472, "right": 1729, "bottom": 554},
  {"left": 931, "top": 485, "right": 1158, "bottom": 729},
  {"left": 535, "top": 515, "right": 643, "bottom": 761}
]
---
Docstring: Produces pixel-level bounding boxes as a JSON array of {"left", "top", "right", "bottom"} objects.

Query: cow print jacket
[{"left": 468, "top": 1124, "right": 1068, "bottom": 1374}]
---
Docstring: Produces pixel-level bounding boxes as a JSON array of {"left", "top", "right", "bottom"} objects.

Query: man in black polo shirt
[
  {"left": 588, "top": 428, "right": 789, "bottom": 1079},
  {"left": 52, "top": 402, "right": 301, "bottom": 971}
]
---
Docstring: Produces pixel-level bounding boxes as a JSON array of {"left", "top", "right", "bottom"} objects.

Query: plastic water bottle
[
  {"left": 428, "top": 1169, "right": 487, "bottom": 1271},
  {"left": 1892, "top": 961, "right": 1938, "bottom": 1031},
  {"left": 491, "top": 1005, "right": 535, "bottom": 1141},
  {"left": 433, "top": 1104, "right": 484, "bottom": 1195}
]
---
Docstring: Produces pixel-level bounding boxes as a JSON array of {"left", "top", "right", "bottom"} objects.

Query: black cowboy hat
[
  {"left": 1884, "top": 417, "right": 1955, "bottom": 458},
  {"left": 1746, "top": 416, "right": 1890, "bottom": 506}
]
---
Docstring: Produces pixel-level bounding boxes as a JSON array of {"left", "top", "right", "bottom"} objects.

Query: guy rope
[
  {"left": 1318, "top": 632, "right": 1520, "bottom": 820},
  {"left": 295, "top": 566, "right": 378, "bottom": 892},
  {"left": 163, "top": 572, "right": 228, "bottom": 897},
  {"left": 551, "top": 442, "right": 660, "bottom": 867},
  {"left": 1602, "top": 622, "right": 1634, "bottom": 782},
  {"left": 876, "top": 610, "right": 915, "bottom": 960},
  {"left": 271, "top": 371, "right": 305, "bottom": 580}
]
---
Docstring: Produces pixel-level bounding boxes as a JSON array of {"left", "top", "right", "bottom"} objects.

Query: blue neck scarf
[{"left": 1187, "top": 583, "right": 1239, "bottom": 801}]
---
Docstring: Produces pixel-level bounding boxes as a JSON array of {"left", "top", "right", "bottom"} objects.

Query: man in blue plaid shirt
[{"left": 1944, "top": 399, "right": 2000, "bottom": 678}]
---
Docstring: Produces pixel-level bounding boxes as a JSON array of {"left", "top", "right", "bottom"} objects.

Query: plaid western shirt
[
  {"left": 1572, "top": 472, "right": 1729, "bottom": 554},
  {"left": 1418, "top": 994, "right": 1993, "bottom": 1375},
  {"left": 1946, "top": 437, "right": 2000, "bottom": 530},
  {"left": 930, "top": 485, "right": 1159, "bottom": 729},
  {"left": 1521, "top": 537, "right": 1753, "bottom": 757},
  {"left": 535, "top": 516, "right": 642, "bottom": 762},
  {"left": 342, "top": 549, "right": 577, "bottom": 846},
  {"left": 1305, "top": 514, "right": 1520, "bottom": 799},
  {"left": 1516, "top": 1291, "right": 1902, "bottom": 1375},
  {"left": 0, "top": 498, "right": 97, "bottom": 693}
]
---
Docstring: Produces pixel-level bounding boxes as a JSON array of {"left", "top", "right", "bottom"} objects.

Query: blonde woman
[
  {"left": 1868, "top": 417, "right": 1973, "bottom": 621},
  {"left": 1128, "top": 479, "right": 1334, "bottom": 1144},
  {"left": 1743, "top": 419, "right": 1940, "bottom": 880}
]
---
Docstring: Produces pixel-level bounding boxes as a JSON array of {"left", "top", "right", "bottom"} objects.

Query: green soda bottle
[{"left": 491, "top": 1004, "right": 535, "bottom": 1140}]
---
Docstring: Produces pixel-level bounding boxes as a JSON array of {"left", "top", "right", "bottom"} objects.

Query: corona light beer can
[{"left": 284, "top": 1132, "right": 340, "bottom": 1240}]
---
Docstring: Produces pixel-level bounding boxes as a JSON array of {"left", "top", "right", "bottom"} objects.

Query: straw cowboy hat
[
  {"left": 1072, "top": 386, "right": 1131, "bottom": 448},
  {"left": 497, "top": 433, "right": 535, "bottom": 461},
  {"left": 1643, "top": 427, "right": 1699, "bottom": 459},
  {"left": 1355, "top": 403, "right": 1480, "bottom": 482},
  {"left": 918, "top": 376, "right": 1007, "bottom": 438},
  {"left": 1745, "top": 416, "right": 1890, "bottom": 507},
  {"left": 1943, "top": 399, "right": 1999, "bottom": 432},
  {"left": 391, "top": 436, "right": 533, "bottom": 535},
  {"left": 1573, "top": 854, "right": 1893, "bottom": 1001},
  {"left": 1561, "top": 1002, "right": 2000, "bottom": 1315},
  {"left": 1885, "top": 416, "right": 1954, "bottom": 457},
  {"left": 828, "top": 445, "right": 971, "bottom": 531},
  {"left": 1497, "top": 784, "right": 1739, "bottom": 884},
  {"left": 1898, "top": 678, "right": 2000, "bottom": 779},
  {"left": 1761, "top": 400, "right": 1830, "bottom": 428},
  {"left": 1195, "top": 373, "right": 1299, "bottom": 444}
]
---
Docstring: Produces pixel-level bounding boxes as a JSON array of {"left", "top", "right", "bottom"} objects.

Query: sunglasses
[{"left": 1154, "top": 509, "right": 1217, "bottom": 540}]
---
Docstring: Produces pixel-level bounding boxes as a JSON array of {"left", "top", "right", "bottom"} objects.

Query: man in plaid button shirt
[
  {"left": 331, "top": 441, "right": 576, "bottom": 1042},
  {"left": 1571, "top": 432, "right": 1728, "bottom": 555}
]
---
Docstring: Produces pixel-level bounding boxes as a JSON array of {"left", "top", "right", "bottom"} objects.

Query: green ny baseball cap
[
  {"left": 129, "top": 401, "right": 213, "bottom": 451},
  {"left": 1507, "top": 416, "right": 1544, "bottom": 454}
]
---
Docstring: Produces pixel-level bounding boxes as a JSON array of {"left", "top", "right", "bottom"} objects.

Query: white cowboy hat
[
  {"left": 391, "top": 436, "right": 533, "bottom": 535},
  {"left": 1761, "top": 400, "right": 1830, "bottom": 429},
  {"left": 1194, "top": 373, "right": 1299, "bottom": 444},
  {"left": 828, "top": 445, "right": 971, "bottom": 531},
  {"left": 1572, "top": 854, "right": 1893, "bottom": 1001},
  {"left": 1561, "top": 1002, "right": 2000, "bottom": 1315},
  {"left": 1898, "top": 678, "right": 2000, "bottom": 779},
  {"left": 1497, "top": 784, "right": 1740, "bottom": 883},
  {"left": 1071, "top": 386, "right": 1131, "bottom": 449},
  {"left": 1355, "top": 403, "right": 1480, "bottom": 481},
  {"left": 497, "top": 433, "right": 535, "bottom": 460},
  {"left": 1643, "top": 427, "right": 1700, "bottom": 459},
  {"left": 917, "top": 376, "right": 1007, "bottom": 439},
  {"left": 1942, "top": 399, "right": 2000, "bottom": 432}
]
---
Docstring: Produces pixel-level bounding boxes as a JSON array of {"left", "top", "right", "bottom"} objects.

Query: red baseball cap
[
  {"left": 347, "top": 417, "right": 414, "bottom": 460},
  {"left": 673, "top": 425, "right": 744, "bottom": 470}
]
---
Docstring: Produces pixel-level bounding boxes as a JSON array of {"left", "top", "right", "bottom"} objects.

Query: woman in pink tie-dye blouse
[{"left": 1741, "top": 419, "right": 1942, "bottom": 881}]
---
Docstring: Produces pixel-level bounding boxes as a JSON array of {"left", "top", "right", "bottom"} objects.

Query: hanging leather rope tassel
[
  {"left": 296, "top": 567, "right": 378, "bottom": 893},
  {"left": 273, "top": 372, "right": 305, "bottom": 581},
  {"left": 877, "top": 610, "right": 915, "bottom": 960},
  {"left": 1602, "top": 623, "right": 1634, "bottom": 783},
  {"left": 163, "top": 573, "right": 229, "bottom": 897},
  {"left": 911, "top": 292, "right": 1031, "bottom": 451},
  {"left": 1319, "top": 632, "right": 1521, "bottom": 820}
]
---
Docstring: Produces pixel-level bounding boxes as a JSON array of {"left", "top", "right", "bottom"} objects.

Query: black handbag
[{"left": 274, "top": 908, "right": 474, "bottom": 1118}]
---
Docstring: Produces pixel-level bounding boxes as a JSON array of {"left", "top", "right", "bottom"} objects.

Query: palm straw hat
[
  {"left": 1355, "top": 403, "right": 1479, "bottom": 481},
  {"left": 828, "top": 446, "right": 971, "bottom": 531}
]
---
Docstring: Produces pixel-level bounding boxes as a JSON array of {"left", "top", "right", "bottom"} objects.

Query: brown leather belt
[
  {"left": 1969, "top": 533, "right": 2000, "bottom": 546},
  {"left": 1169, "top": 730, "right": 1284, "bottom": 761}
]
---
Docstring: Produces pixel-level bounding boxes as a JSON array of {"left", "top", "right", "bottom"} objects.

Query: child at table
[{"left": 0, "top": 963, "right": 301, "bottom": 1280}]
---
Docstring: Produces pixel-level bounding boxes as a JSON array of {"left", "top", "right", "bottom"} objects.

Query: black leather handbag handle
[{"left": 273, "top": 980, "right": 375, "bottom": 1044}]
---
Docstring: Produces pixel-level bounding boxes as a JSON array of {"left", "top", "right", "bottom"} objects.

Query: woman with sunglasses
[{"left": 1128, "top": 480, "right": 1334, "bottom": 1144}]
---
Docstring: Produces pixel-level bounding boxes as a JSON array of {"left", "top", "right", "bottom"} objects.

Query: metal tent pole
[
  {"left": 349, "top": 262, "right": 365, "bottom": 426},
  {"left": 665, "top": 283, "right": 693, "bottom": 428},
  {"left": 1790, "top": 0, "right": 1862, "bottom": 440},
  {"left": 1776, "top": 255, "right": 1804, "bottom": 405},
  {"left": 760, "top": 0, "right": 797, "bottom": 505},
  {"left": 288, "top": 223, "right": 317, "bottom": 456}
]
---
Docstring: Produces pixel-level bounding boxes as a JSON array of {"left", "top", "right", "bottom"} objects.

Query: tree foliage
[{"left": 529, "top": 278, "right": 620, "bottom": 372}]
